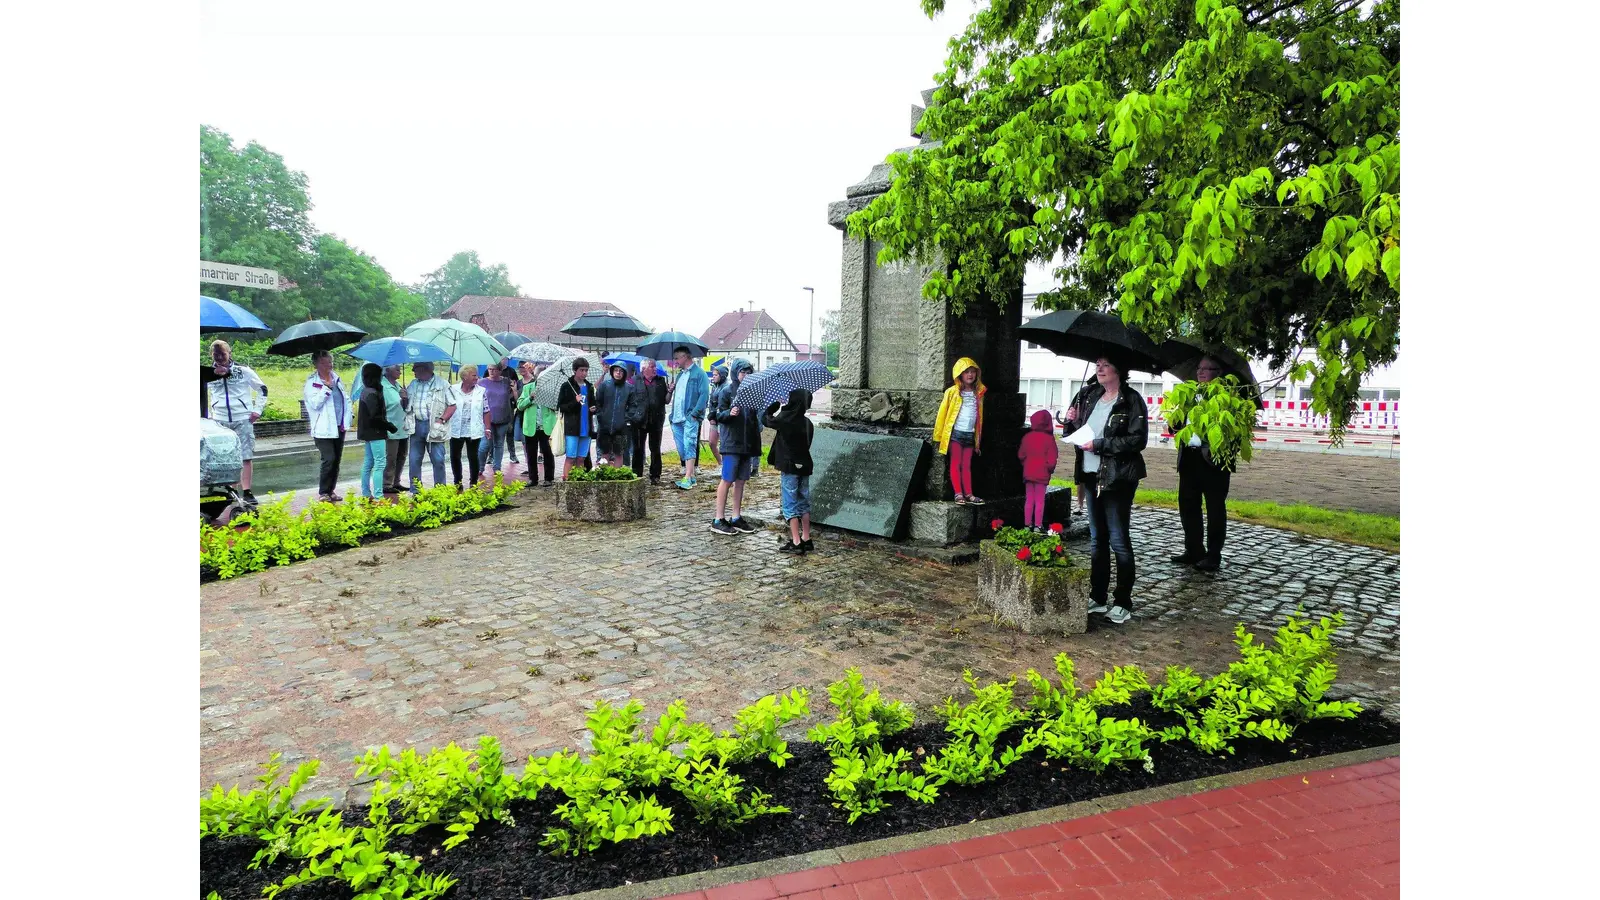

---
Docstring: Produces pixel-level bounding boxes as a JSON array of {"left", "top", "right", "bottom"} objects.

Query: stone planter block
[
  {"left": 555, "top": 478, "right": 647, "bottom": 522},
  {"left": 977, "top": 540, "right": 1089, "bottom": 634}
]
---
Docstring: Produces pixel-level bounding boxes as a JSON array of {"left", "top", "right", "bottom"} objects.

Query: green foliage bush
[
  {"left": 200, "top": 477, "right": 525, "bottom": 579},
  {"left": 203, "top": 613, "right": 1368, "bottom": 885},
  {"left": 1161, "top": 375, "right": 1260, "bottom": 471},
  {"left": 566, "top": 465, "right": 640, "bottom": 483},
  {"left": 354, "top": 736, "right": 518, "bottom": 851},
  {"left": 991, "top": 523, "right": 1075, "bottom": 567},
  {"left": 807, "top": 669, "right": 937, "bottom": 823}
]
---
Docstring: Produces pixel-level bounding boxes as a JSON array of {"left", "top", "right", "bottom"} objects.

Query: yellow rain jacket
[{"left": 932, "top": 357, "right": 986, "bottom": 455}]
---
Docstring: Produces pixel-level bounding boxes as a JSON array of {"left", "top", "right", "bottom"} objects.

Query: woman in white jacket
[{"left": 303, "top": 350, "right": 351, "bottom": 502}]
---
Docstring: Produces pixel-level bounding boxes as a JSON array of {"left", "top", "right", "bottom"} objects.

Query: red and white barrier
[{"left": 1146, "top": 396, "right": 1399, "bottom": 436}]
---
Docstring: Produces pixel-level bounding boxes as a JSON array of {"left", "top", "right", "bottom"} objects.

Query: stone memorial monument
[{"left": 813, "top": 89, "right": 1071, "bottom": 549}]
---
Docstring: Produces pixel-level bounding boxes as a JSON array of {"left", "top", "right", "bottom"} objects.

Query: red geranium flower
[
  {"left": 1049, "top": 522, "right": 1063, "bottom": 534},
  {"left": 1016, "top": 547, "right": 1032, "bottom": 561},
  {"left": 990, "top": 518, "right": 1004, "bottom": 531},
  {"left": 1053, "top": 544, "right": 1064, "bottom": 554}
]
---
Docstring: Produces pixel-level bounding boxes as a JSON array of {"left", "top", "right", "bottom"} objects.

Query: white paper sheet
[{"left": 1062, "top": 423, "right": 1096, "bottom": 447}]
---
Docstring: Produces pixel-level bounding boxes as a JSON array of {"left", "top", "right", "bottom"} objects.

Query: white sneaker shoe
[
  {"left": 1104, "top": 606, "right": 1132, "bottom": 625},
  {"left": 1087, "top": 602, "right": 1110, "bottom": 615}
]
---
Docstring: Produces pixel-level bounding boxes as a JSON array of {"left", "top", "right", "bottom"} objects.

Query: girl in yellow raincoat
[{"left": 932, "top": 357, "right": 986, "bottom": 504}]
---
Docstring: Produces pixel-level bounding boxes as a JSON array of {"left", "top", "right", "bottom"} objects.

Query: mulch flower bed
[{"left": 199, "top": 700, "right": 1397, "bottom": 900}]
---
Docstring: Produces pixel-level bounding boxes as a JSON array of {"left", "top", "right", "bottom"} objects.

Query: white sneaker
[
  {"left": 1087, "top": 602, "right": 1110, "bottom": 615},
  {"left": 1104, "top": 606, "right": 1132, "bottom": 625}
]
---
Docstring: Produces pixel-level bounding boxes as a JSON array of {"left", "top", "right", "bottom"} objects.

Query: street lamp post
[{"left": 802, "top": 286, "right": 814, "bottom": 363}]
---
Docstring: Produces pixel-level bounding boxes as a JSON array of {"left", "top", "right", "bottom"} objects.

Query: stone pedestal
[
  {"left": 978, "top": 541, "right": 1090, "bottom": 635},
  {"left": 555, "top": 478, "right": 647, "bottom": 522},
  {"left": 910, "top": 486, "right": 1077, "bottom": 545},
  {"left": 820, "top": 91, "right": 1028, "bottom": 551}
]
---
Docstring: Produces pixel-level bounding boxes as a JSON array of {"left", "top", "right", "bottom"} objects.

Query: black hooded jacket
[
  {"left": 714, "top": 360, "right": 763, "bottom": 457},
  {"left": 762, "top": 389, "right": 813, "bottom": 475}
]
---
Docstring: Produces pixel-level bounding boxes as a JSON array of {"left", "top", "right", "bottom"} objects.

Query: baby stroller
[{"left": 201, "top": 366, "right": 256, "bottom": 526}]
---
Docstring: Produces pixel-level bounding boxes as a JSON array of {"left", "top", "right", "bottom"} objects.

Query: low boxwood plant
[
  {"left": 1017, "top": 655, "right": 1158, "bottom": 773},
  {"left": 1152, "top": 611, "right": 1365, "bottom": 753},
  {"left": 807, "top": 668, "right": 937, "bottom": 822},
  {"left": 354, "top": 735, "right": 518, "bottom": 850},
  {"left": 566, "top": 464, "right": 639, "bottom": 483},
  {"left": 201, "top": 476, "right": 525, "bottom": 579},
  {"left": 199, "top": 753, "right": 329, "bottom": 868},
  {"left": 920, "top": 670, "right": 1031, "bottom": 786}
]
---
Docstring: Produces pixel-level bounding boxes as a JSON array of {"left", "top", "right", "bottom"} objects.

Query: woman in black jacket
[
  {"left": 355, "top": 363, "right": 397, "bottom": 499},
  {"left": 763, "top": 387, "right": 815, "bottom": 555},
  {"left": 1061, "top": 356, "right": 1148, "bottom": 625}
]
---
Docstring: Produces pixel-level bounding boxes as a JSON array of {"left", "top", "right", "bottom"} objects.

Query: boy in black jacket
[
  {"left": 709, "top": 359, "right": 761, "bottom": 535},
  {"left": 763, "top": 387, "right": 814, "bottom": 555}
]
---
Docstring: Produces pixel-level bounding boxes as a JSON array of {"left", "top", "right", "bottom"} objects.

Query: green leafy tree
[
  {"left": 849, "top": 0, "right": 1399, "bottom": 432},
  {"left": 200, "top": 125, "right": 316, "bottom": 327},
  {"left": 416, "top": 251, "right": 522, "bottom": 317},
  {"left": 299, "top": 235, "right": 427, "bottom": 337}
]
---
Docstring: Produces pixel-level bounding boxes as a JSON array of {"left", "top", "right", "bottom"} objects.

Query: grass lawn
[{"left": 1049, "top": 478, "right": 1399, "bottom": 552}]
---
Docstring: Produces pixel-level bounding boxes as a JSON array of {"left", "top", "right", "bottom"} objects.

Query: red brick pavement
[{"left": 660, "top": 759, "right": 1399, "bottom": 900}]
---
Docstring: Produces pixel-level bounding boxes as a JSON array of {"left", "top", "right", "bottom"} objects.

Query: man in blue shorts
[
  {"left": 709, "top": 358, "right": 760, "bottom": 536},
  {"left": 557, "top": 358, "right": 596, "bottom": 480},
  {"left": 668, "top": 346, "right": 710, "bottom": 489}
]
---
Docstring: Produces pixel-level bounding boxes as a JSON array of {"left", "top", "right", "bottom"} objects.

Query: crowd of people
[{"left": 209, "top": 337, "right": 1229, "bottom": 598}]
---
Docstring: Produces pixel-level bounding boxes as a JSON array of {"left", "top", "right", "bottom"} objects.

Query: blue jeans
[
  {"left": 479, "top": 421, "right": 510, "bottom": 473},
  {"left": 670, "top": 417, "right": 699, "bottom": 467},
  {"left": 408, "top": 430, "right": 445, "bottom": 493},
  {"left": 781, "top": 474, "right": 811, "bottom": 520},
  {"left": 360, "top": 440, "right": 387, "bottom": 498},
  {"left": 1084, "top": 477, "right": 1136, "bottom": 610}
]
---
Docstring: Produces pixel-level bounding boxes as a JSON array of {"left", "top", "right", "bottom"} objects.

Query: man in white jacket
[
  {"left": 303, "top": 350, "right": 350, "bottom": 502},
  {"left": 206, "top": 340, "right": 266, "bottom": 499}
]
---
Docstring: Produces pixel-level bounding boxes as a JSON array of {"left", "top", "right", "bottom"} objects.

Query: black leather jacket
[{"left": 1064, "top": 381, "right": 1148, "bottom": 492}]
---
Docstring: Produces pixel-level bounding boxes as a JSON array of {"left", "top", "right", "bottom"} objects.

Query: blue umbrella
[
  {"left": 636, "top": 330, "right": 708, "bottom": 360},
  {"left": 347, "top": 337, "right": 453, "bottom": 367},
  {"left": 200, "top": 295, "right": 268, "bottom": 333},
  {"left": 603, "top": 351, "right": 649, "bottom": 371},
  {"left": 731, "top": 361, "right": 835, "bottom": 410}
]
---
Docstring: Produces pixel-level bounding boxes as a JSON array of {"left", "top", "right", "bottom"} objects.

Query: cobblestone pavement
[
  {"left": 1138, "top": 443, "right": 1399, "bottom": 517},
  {"left": 200, "top": 475, "right": 1400, "bottom": 798}
]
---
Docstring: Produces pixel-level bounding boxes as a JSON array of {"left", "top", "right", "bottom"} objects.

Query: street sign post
[{"left": 199, "top": 261, "right": 285, "bottom": 291}]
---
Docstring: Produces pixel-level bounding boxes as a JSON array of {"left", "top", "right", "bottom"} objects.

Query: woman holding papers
[{"left": 1061, "top": 356, "right": 1149, "bottom": 626}]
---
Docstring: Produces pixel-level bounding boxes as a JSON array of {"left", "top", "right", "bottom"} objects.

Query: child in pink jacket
[{"left": 1018, "top": 409, "right": 1060, "bottom": 533}]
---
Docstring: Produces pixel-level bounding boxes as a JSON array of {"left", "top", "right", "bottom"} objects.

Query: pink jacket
[{"left": 1019, "top": 409, "right": 1059, "bottom": 484}]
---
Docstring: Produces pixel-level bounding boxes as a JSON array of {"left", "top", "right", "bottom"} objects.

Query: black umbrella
[
  {"left": 1160, "top": 338, "right": 1263, "bottom": 406},
  {"left": 561, "top": 309, "right": 651, "bottom": 340},
  {"left": 1017, "top": 309, "right": 1165, "bottom": 374},
  {"left": 636, "top": 330, "right": 708, "bottom": 360},
  {"left": 268, "top": 320, "right": 367, "bottom": 356},
  {"left": 492, "top": 331, "right": 532, "bottom": 351}
]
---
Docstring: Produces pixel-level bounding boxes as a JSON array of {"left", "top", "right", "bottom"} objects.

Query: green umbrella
[{"left": 402, "top": 318, "right": 509, "bottom": 370}]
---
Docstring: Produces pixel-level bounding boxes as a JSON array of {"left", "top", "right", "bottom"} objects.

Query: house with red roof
[
  {"left": 697, "top": 308, "right": 802, "bottom": 371},
  {"left": 440, "top": 295, "right": 650, "bottom": 358}
]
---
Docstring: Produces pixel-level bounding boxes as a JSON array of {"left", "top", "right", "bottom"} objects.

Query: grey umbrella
[
  {"left": 508, "top": 341, "right": 577, "bottom": 365},
  {"left": 561, "top": 309, "right": 651, "bottom": 340},
  {"left": 532, "top": 354, "right": 601, "bottom": 408}
]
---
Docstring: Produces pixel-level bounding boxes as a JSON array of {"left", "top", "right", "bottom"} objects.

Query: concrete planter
[
  {"left": 977, "top": 540, "right": 1090, "bottom": 634},
  {"left": 555, "top": 477, "right": 647, "bottom": 522}
]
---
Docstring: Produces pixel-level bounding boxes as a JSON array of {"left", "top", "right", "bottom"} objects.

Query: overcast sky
[{"left": 198, "top": 0, "right": 1059, "bottom": 347}]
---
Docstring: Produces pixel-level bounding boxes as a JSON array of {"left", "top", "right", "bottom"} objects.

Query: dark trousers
[
  {"left": 523, "top": 431, "right": 555, "bottom": 484},
  {"left": 315, "top": 436, "right": 345, "bottom": 496},
  {"left": 383, "top": 438, "right": 406, "bottom": 492},
  {"left": 631, "top": 420, "right": 663, "bottom": 481},
  {"left": 1084, "top": 476, "right": 1137, "bottom": 610},
  {"left": 1178, "top": 460, "right": 1231, "bottom": 559},
  {"left": 450, "top": 436, "right": 483, "bottom": 487}
]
